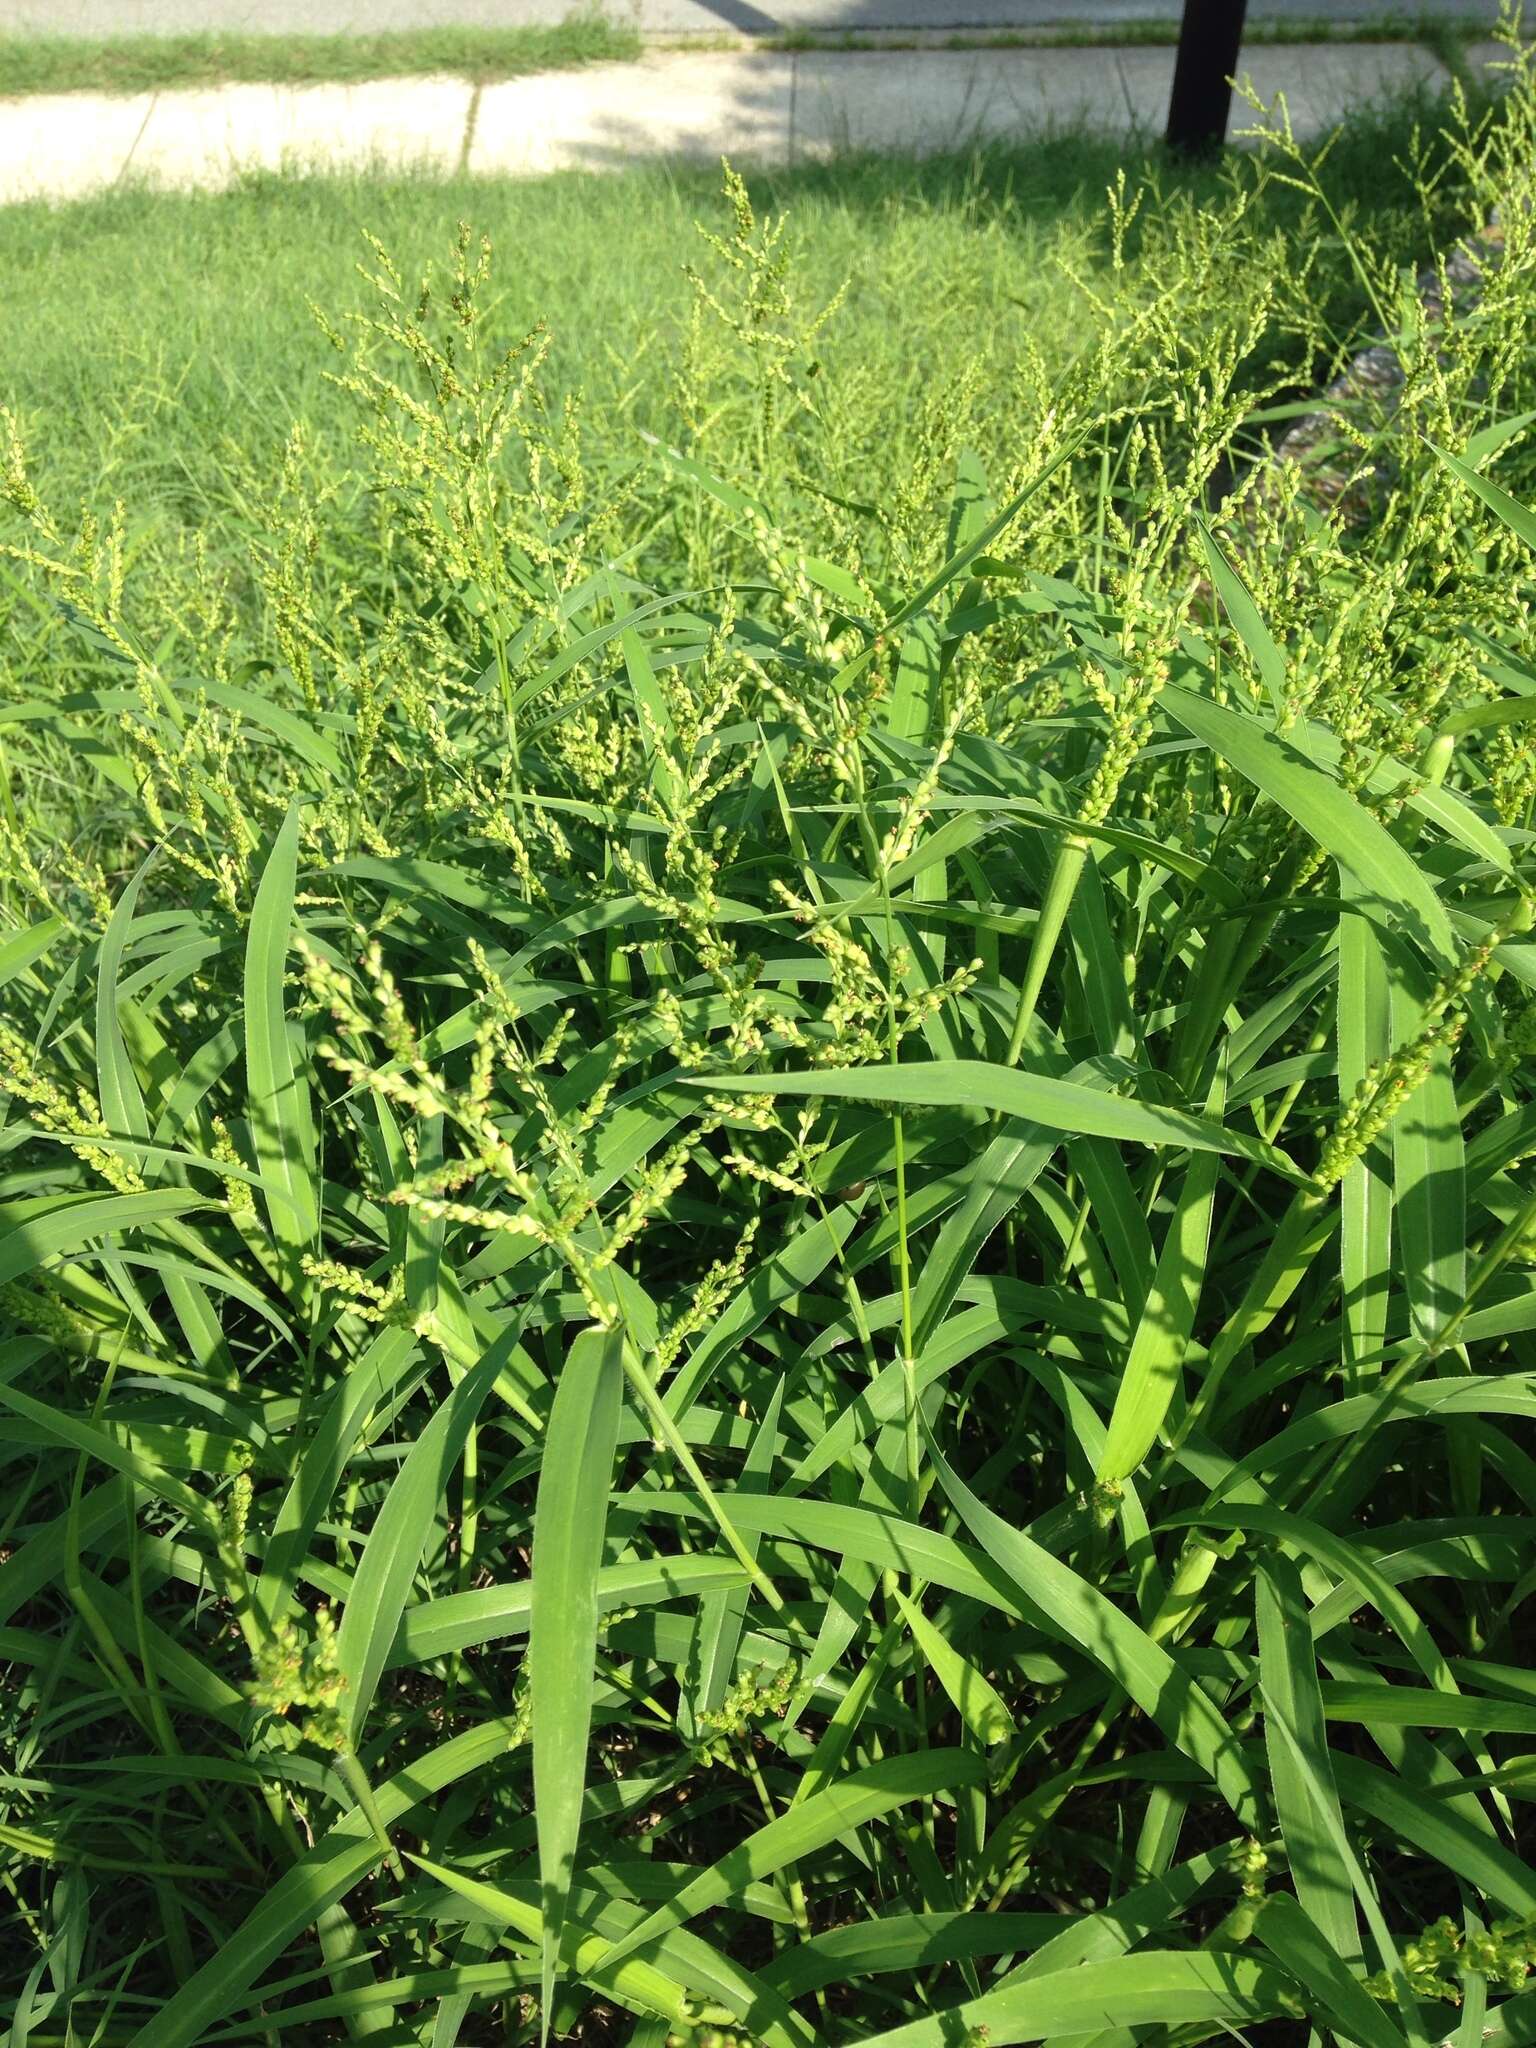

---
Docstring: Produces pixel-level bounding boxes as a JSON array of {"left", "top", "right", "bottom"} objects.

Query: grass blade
[
  {"left": 532, "top": 1322, "right": 624, "bottom": 2033},
  {"left": 1256, "top": 1554, "right": 1361, "bottom": 1964},
  {"left": 1197, "top": 519, "right": 1287, "bottom": 717},
  {"left": 1162, "top": 685, "right": 1458, "bottom": 969},
  {"left": 244, "top": 804, "right": 318, "bottom": 1290},
  {"left": 335, "top": 1331, "right": 512, "bottom": 1747},
  {"left": 697, "top": 1060, "right": 1303, "bottom": 1181}
]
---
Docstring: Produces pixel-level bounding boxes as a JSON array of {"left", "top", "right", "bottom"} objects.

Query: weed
[{"left": 2, "top": 38, "right": 1536, "bottom": 2048}]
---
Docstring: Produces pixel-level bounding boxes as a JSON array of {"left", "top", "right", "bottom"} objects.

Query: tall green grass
[{"left": 2, "top": 54, "right": 1536, "bottom": 2048}]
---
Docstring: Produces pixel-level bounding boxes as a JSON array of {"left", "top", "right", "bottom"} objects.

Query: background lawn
[{"left": 0, "top": 89, "right": 1480, "bottom": 641}]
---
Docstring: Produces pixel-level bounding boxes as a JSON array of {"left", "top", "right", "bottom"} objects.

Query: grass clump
[
  {"left": 0, "top": 12, "right": 639, "bottom": 98},
  {"left": 2, "top": 47, "right": 1536, "bottom": 2048}
]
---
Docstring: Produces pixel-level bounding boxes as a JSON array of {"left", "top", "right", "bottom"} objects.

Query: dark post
[{"left": 1165, "top": 0, "right": 1250, "bottom": 155}]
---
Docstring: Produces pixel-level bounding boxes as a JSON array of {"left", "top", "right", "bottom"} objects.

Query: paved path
[
  {"left": 0, "top": 0, "right": 1506, "bottom": 35},
  {"left": 3, "top": 38, "right": 1503, "bottom": 205}
]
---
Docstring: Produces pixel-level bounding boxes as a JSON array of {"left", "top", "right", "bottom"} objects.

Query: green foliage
[{"left": 3, "top": 51, "right": 1536, "bottom": 2048}]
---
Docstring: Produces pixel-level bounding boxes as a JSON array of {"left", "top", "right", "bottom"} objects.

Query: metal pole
[{"left": 1165, "top": 0, "right": 1250, "bottom": 155}]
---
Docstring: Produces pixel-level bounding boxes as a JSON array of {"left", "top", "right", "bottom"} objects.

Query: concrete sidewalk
[{"left": 0, "top": 39, "right": 1508, "bottom": 204}]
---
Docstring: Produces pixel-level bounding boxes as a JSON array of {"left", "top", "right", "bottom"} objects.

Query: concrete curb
[{"left": 0, "top": 38, "right": 1499, "bottom": 205}]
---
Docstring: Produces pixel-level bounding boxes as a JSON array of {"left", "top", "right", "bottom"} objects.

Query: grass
[
  {"left": 0, "top": 14, "right": 640, "bottom": 97},
  {"left": 3, "top": 54, "right": 1536, "bottom": 2048},
  {"left": 0, "top": 97, "right": 1475, "bottom": 581}
]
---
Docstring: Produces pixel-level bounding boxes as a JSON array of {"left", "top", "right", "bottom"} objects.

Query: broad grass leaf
[
  {"left": 429, "top": 1922, "right": 501, "bottom": 2048},
  {"left": 1065, "top": 855, "right": 1138, "bottom": 1059},
  {"left": 1175, "top": 1186, "right": 1338, "bottom": 1440},
  {"left": 532, "top": 1323, "right": 624, "bottom": 2029},
  {"left": 411, "top": 1855, "right": 815, "bottom": 2048},
  {"left": 1197, "top": 520, "right": 1287, "bottom": 716},
  {"left": 71, "top": 1566, "right": 246, "bottom": 1724},
  {"left": 94, "top": 858, "right": 155, "bottom": 1177},
  {"left": 1429, "top": 438, "right": 1536, "bottom": 551},
  {"left": 184, "top": 678, "right": 344, "bottom": 779},
  {"left": 1256, "top": 1555, "right": 1360, "bottom": 1963},
  {"left": 998, "top": 1843, "right": 1235, "bottom": 1983},
  {"left": 1338, "top": 900, "right": 1393, "bottom": 1381},
  {"left": 0, "top": 914, "right": 64, "bottom": 991},
  {"left": 0, "top": 1189, "right": 205, "bottom": 1291},
  {"left": 1387, "top": 947, "right": 1466, "bottom": 1348},
  {"left": 0, "top": 1377, "right": 212, "bottom": 1531},
  {"left": 887, "top": 612, "right": 943, "bottom": 743},
  {"left": 1161, "top": 685, "right": 1458, "bottom": 969},
  {"left": 510, "top": 589, "right": 701, "bottom": 719},
  {"left": 1203, "top": 1375, "right": 1536, "bottom": 1488},
  {"left": 787, "top": 1616, "right": 902, "bottom": 1806},
  {"left": 1394, "top": 1029, "right": 1465, "bottom": 1349},
  {"left": 254, "top": 1323, "right": 422, "bottom": 1629},
  {"left": 622, "top": 627, "right": 684, "bottom": 814},
  {"left": 891, "top": 1585, "right": 1014, "bottom": 1746},
  {"left": 410, "top": 1855, "right": 704, "bottom": 2030},
  {"left": 1171, "top": 1503, "right": 1459, "bottom": 1692},
  {"left": 691, "top": 1376, "right": 783, "bottom": 1721},
  {"left": 759, "top": 1909, "right": 1064, "bottom": 1999},
  {"left": 1097, "top": 1136, "right": 1222, "bottom": 1483},
  {"left": 1332, "top": 1754, "right": 1536, "bottom": 1916},
  {"left": 1261, "top": 1701, "right": 1432, "bottom": 2037},
  {"left": 1300, "top": 717, "right": 1513, "bottom": 873},
  {"left": 390, "top": 1555, "right": 748, "bottom": 1667},
  {"left": 946, "top": 447, "right": 993, "bottom": 557},
  {"left": 0, "top": 1476, "right": 129, "bottom": 1629},
  {"left": 634, "top": 1486, "right": 1011, "bottom": 1609},
  {"left": 1253, "top": 1894, "right": 1405, "bottom": 2048},
  {"left": 1460, "top": 1282, "right": 1536, "bottom": 1342},
  {"left": 4, "top": 1412, "right": 249, "bottom": 1474},
  {"left": 1463, "top": 409, "right": 1536, "bottom": 465},
  {"left": 336, "top": 1331, "right": 513, "bottom": 1745},
  {"left": 854, "top": 1951, "right": 1292, "bottom": 2048},
  {"left": 788, "top": 1303, "right": 1015, "bottom": 1491},
  {"left": 696, "top": 1060, "right": 1303, "bottom": 1181},
  {"left": 909, "top": 1126, "right": 1058, "bottom": 1351},
  {"left": 1441, "top": 694, "right": 1536, "bottom": 737},
  {"left": 1319, "top": 1684, "right": 1536, "bottom": 1736},
  {"left": 244, "top": 804, "right": 318, "bottom": 1283}
]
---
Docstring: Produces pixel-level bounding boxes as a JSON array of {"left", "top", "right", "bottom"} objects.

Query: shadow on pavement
[
  {"left": 470, "top": 29, "right": 1468, "bottom": 181},
  {"left": 628, "top": 0, "right": 1501, "bottom": 33}
]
